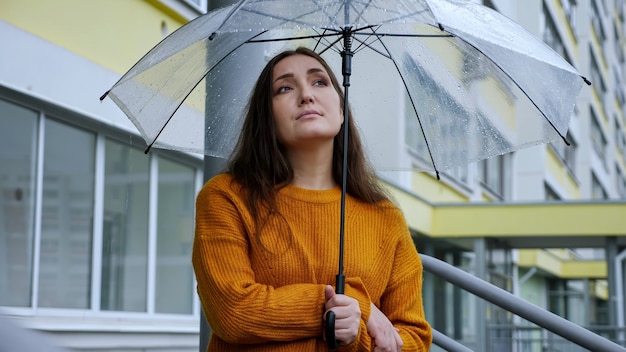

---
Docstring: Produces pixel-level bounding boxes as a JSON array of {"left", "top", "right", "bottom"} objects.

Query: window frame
[{"left": 0, "top": 92, "right": 203, "bottom": 321}]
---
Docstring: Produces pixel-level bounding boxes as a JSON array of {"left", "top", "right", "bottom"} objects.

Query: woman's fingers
[
  {"left": 367, "top": 303, "right": 404, "bottom": 352},
  {"left": 324, "top": 287, "right": 361, "bottom": 345}
]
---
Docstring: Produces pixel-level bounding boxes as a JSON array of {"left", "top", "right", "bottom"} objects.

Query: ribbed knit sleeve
[{"left": 378, "top": 212, "right": 433, "bottom": 351}]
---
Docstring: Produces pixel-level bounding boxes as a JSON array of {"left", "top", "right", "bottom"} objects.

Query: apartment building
[
  {"left": 0, "top": 1, "right": 206, "bottom": 351},
  {"left": 416, "top": 0, "right": 626, "bottom": 349}
]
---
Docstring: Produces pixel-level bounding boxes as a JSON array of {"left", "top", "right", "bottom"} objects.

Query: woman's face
[{"left": 271, "top": 54, "right": 343, "bottom": 150}]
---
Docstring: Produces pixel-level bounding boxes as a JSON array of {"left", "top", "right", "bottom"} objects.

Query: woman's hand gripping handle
[{"left": 324, "top": 274, "right": 345, "bottom": 350}]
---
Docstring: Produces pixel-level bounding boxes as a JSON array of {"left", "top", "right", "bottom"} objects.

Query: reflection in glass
[
  {"left": 39, "top": 119, "right": 95, "bottom": 309},
  {"left": 101, "top": 140, "right": 149, "bottom": 312},
  {"left": 0, "top": 99, "right": 38, "bottom": 307},
  {"left": 155, "top": 158, "right": 194, "bottom": 314}
]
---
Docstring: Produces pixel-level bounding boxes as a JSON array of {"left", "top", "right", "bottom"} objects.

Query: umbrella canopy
[{"left": 101, "top": 0, "right": 588, "bottom": 176}]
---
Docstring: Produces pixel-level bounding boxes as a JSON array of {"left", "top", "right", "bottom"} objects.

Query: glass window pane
[
  {"left": 101, "top": 139, "right": 150, "bottom": 312},
  {"left": 155, "top": 158, "right": 195, "bottom": 314},
  {"left": 0, "top": 99, "right": 38, "bottom": 307},
  {"left": 39, "top": 119, "right": 95, "bottom": 309}
]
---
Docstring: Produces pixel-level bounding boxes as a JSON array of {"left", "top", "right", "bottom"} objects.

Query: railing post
[
  {"left": 421, "top": 241, "right": 436, "bottom": 329},
  {"left": 616, "top": 248, "right": 626, "bottom": 344},
  {"left": 608, "top": 236, "right": 618, "bottom": 330},
  {"left": 474, "top": 238, "right": 487, "bottom": 352}
]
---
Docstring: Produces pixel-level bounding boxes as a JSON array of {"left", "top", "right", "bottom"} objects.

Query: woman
[{"left": 193, "top": 47, "right": 432, "bottom": 351}]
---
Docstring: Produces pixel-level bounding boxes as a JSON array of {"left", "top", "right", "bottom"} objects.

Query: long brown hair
[{"left": 227, "top": 47, "right": 389, "bottom": 222}]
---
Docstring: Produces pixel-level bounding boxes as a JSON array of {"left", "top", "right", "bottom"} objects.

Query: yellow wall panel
[
  {"left": 432, "top": 202, "right": 626, "bottom": 237},
  {"left": 411, "top": 172, "right": 469, "bottom": 203},
  {"left": 546, "top": 148, "right": 580, "bottom": 198},
  {"left": 519, "top": 249, "right": 606, "bottom": 279},
  {"left": 1, "top": 0, "right": 186, "bottom": 74},
  {"left": 386, "top": 183, "right": 434, "bottom": 236}
]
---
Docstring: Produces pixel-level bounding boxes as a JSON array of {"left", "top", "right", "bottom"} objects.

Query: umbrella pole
[
  {"left": 325, "top": 27, "right": 353, "bottom": 351},
  {"left": 337, "top": 28, "right": 352, "bottom": 298}
]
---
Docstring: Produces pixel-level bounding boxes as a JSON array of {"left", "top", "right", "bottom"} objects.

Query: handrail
[
  {"left": 432, "top": 328, "right": 474, "bottom": 352},
  {"left": 421, "top": 254, "right": 626, "bottom": 352}
]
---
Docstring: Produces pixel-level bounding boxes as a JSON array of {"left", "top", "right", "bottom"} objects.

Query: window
[
  {"left": 155, "top": 158, "right": 195, "bottom": 314},
  {"left": 551, "top": 132, "right": 577, "bottom": 175},
  {"left": 0, "top": 96, "right": 201, "bottom": 316},
  {"left": 563, "top": 134, "right": 577, "bottom": 174},
  {"left": 39, "top": 119, "right": 96, "bottom": 309},
  {"left": 591, "top": 172, "right": 608, "bottom": 199},
  {"left": 0, "top": 99, "right": 38, "bottom": 307},
  {"left": 590, "top": 108, "right": 607, "bottom": 169},
  {"left": 616, "top": 71, "right": 626, "bottom": 108},
  {"left": 479, "top": 155, "right": 506, "bottom": 199},
  {"left": 403, "top": 71, "right": 472, "bottom": 185},
  {"left": 545, "top": 183, "right": 561, "bottom": 201},
  {"left": 589, "top": 49, "right": 606, "bottom": 100},
  {"left": 101, "top": 140, "right": 150, "bottom": 312},
  {"left": 560, "top": 0, "right": 577, "bottom": 34},
  {"left": 614, "top": 24, "right": 625, "bottom": 65},
  {"left": 616, "top": 118, "right": 626, "bottom": 161},
  {"left": 617, "top": 166, "right": 626, "bottom": 198},
  {"left": 590, "top": 0, "right": 606, "bottom": 43},
  {"left": 543, "top": 4, "right": 571, "bottom": 63},
  {"left": 183, "top": 0, "right": 206, "bottom": 11}
]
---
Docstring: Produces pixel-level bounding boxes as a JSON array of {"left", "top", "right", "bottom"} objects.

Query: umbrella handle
[
  {"left": 325, "top": 274, "right": 345, "bottom": 350},
  {"left": 325, "top": 311, "right": 339, "bottom": 350}
]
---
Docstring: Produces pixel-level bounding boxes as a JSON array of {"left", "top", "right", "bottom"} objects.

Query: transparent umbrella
[{"left": 100, "top": 0, "right": 588, "bottom": 348}]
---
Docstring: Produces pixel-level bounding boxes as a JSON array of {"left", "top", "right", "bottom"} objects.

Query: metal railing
[
  {"left": 485, "top": 324, "right": 626, "bottom": 352},
  {"left": 421, "top": 254, "right": 626, "bottom": 352}
]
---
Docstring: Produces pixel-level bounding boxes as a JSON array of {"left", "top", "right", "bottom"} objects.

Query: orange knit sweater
[{"left": 192, "top": 174, "right": 432, "bottom": 351}]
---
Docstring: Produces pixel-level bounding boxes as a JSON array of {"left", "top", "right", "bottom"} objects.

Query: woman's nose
[{"left": 299, "top": 88, "right": 314, "bottom": 105}]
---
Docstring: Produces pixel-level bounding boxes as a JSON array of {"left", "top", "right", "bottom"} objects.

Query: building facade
[
  {"left": 0, "top": 1, "right": 205, "bottom": 351},
  {"left": 417, "top": 0, "right": 626, "bottom": 350}
]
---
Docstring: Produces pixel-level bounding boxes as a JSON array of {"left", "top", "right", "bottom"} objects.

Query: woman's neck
[{"left": 286, "top": 143, "right": 336, "bottom": 190}]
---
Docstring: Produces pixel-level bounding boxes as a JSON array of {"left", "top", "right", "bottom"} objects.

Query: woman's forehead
[{"left": 273, "top": 54, "right": 327, "bottom": 77}]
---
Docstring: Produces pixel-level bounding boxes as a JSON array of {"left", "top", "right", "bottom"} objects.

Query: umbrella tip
[
  {"left": 582, "top": 76, "right": 592, "bottom": 86},
  {"left": 435, "top": 170, "right": 440, "bottom": 180},
  {"left": 438, "top": 23, "right": 445, "bottom": 31},
  {"left": 562, "top": 134, "right": 571, "bottom": 146},
  {"left": 99, "top": 90, "right": 110, "bottom": 101},
  {"left": 209, "top": 32, "right": 216, "bottom": 40}
]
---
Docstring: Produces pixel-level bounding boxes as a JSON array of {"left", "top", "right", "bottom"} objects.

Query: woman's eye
[
  {"left": 313, "top": 79, "right": 328, "bottom": 87},
  {"left": 276, "top": 86, "right": 291, "bottom": 94}
]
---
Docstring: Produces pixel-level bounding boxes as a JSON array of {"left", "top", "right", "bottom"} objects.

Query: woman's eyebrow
[
  {"left": 273, "top": 67, "right": 326, "bottom": 83},
  {"left": 307, "top": 68, "right": 325, "bottom": 75},
  {"left": 273, "top": 72, "right": 293, "bottom": 83}
]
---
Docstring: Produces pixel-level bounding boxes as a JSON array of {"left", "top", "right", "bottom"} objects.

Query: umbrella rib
[
  {"left": 369, "top": 27, "right": 442, "bottom": 179},
  {"left": 212, "top": 0, "right": 250, "bottom": 34},
  {"left": 345, "top": 0, "right": 434, "bottom": 26},
  {"left": 247, "top": 32, "right": 341, "bottom": 44},
  {"left": 365, "top": 33, "right": 453, "bottom": 38},
  {"left": 350, "top": 29, "right": 390, "bottom": 59},
  {"left": 314, "top": 31, "right": 344, "bottom": 56},
  {"left": 313, "top": 0, "right": 346, "bottom": 27},
  {"left": 444, "top": 30, "right": 572, "bottom": 145},
  {"left": 146, "top": 30, "right": 276, "bottom": 153},
  {"left": 344, "top": 0, "right": 371, "bottom": 25},
  {"left": 237, "top": 6, "right": 328, "bottom": 30}
]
